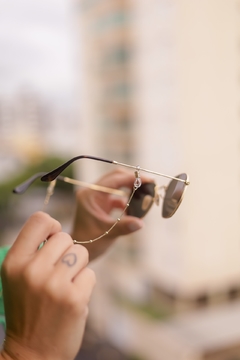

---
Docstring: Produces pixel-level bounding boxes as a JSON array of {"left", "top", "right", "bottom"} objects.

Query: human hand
[
  {"left": 71, "top": 168, "right": 153, "bottom": 261},
  {"left": 0, "top": 212, "right": 96, "bottom": 360}
]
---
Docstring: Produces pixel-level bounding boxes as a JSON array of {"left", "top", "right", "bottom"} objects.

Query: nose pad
[
  {"left": 141, "top": 195, "right": 154, "bottom": 211},
  {"left": 154, "top": 192, "right": 160, "bottom": 206}
]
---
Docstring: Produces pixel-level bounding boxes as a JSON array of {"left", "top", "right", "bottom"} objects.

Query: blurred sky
[{"left": 0, "top": 0, "right": 78, "bottom": 104}]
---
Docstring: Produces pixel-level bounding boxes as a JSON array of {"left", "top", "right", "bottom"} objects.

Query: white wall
[{"left": 134, "top": 0, "right": 240, "bottom": 297}]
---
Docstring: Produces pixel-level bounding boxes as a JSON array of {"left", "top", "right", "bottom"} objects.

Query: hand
[
  {"left": 71, "top": 168, "right": 153, "bottom": 261},
  {"left": 0, "top": 212, "right": 96, "bottom": 360}
]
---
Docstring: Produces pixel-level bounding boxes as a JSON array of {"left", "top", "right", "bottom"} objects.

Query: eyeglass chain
[{"left": 73, "top": 166, "right": 142, "bottom": 244}]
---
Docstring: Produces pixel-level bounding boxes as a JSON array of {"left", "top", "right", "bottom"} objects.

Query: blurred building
[
  {"left": 0, "top": 89, "right": 77, "bottom": 180},
  {"left": 76, "top": 0, "right": 240, "bottom": 359},
  {"left": 0, "top": 91, "right": 44, "bottom": 180},
  {"left": 75, "top": 0, "right": 135, "bottom": 161}
]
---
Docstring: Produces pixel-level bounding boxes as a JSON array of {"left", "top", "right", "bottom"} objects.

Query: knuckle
[
  {"left": 67, "top": 291, "right": 81, "bottom": 307},
  {"left": 69, "top": 244, "right": 89, "bottom": 264},
  {"left": 1, "top": 252, "right": 20, "bottom": 280},
  {"left": 30, "top": 211, "right": 61, "bottom": 230},
  {"left": 78, "top": 245, "right": 89, "bottom": 264},
  {"left": 43, "top": 276, "right": 81, "bottom": 307},
  {"left": 40, "top": 270, "right": 95, "bottom": 315},
  {"left": 31, "top": 211, "right": 50, "bottom": 223},
  {"left": 58, "top": 232, "right": 74, "bottom": 246},
  {"left": 65, "top": 246, "right": 90, "bottom": 270},
  {"left": 68, "top": 271, "right": 96, "bottom": 309},
  {"left": 67, "top": 292, "right": 90, "bottom": 317},
  {"left": 86, "top": 268, "right": 96, "bottom": 286}
]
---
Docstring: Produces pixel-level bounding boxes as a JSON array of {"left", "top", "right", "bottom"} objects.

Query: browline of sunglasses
[
  {"left": 13, "top": 169, "right": 143, "bottom": 244},
  {"left": 40, "top": 155, "right": 190, "bottom": 186}
]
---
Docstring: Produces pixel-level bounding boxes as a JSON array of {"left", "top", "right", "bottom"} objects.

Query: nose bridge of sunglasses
[{"left": 154, "top": 185, "right": 167, "bottom": 206}]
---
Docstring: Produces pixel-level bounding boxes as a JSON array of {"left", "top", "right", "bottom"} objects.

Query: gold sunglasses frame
[{"left": 13, "top": 155, "right": 190, "bottom": 244}]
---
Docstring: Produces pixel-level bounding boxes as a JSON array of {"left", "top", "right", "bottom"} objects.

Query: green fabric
[{"left": 0, "top": 246, "right": 10, "bottom": 328}]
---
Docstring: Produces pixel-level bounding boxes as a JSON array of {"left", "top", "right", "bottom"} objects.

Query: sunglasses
[{"left": 13, "top": 155, "right": 190, "bottom": 244}]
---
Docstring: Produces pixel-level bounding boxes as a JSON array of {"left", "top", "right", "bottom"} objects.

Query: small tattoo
[{"left": 62, "top": 253, "right": 77, "bottom": 267}]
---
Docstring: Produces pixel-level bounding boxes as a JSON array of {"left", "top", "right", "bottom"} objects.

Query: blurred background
[{"left": 1, "top": 0, "right": 240, "bottom": 359}]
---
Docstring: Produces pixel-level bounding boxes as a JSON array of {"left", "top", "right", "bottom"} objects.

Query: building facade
[{"left": 76, "top": 1, "right": 240, "bottom": 358}]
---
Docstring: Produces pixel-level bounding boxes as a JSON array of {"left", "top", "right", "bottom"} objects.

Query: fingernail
[{"left": 128, "top": 221, "right": 143, "bottom": 232}]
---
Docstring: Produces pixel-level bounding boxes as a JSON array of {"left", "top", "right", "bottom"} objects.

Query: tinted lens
[
  {"left": 127, "top": 182, "right": 155, "bottom": 218},
  {"left": 162, "top": 173, "right": 187, "bottom": 218}
]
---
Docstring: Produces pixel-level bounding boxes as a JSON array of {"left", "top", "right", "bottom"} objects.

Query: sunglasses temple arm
[
  {"left": 58, "top": 176, "right": 127, "bottom": 196},
  {"left": 13, "top": 172, "right": 47, "bottom": 194},
  {"left": 41, "top": 155, "right": 113, "bottom": 182},
  {"left": 13, "top": 173, "right": 127, "bottom": 197}
]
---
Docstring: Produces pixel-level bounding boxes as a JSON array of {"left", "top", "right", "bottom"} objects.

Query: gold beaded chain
[
  {"left": 41, "top": 167, "right": 142, "bottom": 246},
  {"left": 73, "top": 167, "right": 142, "bottom": 244}
]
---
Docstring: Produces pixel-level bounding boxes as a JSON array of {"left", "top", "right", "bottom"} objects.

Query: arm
[
  {"left": 0, "top": 212, "right": 96, "bottom": 360},
  {"left": 12, "top": 167, "right": 153, "bottom": 261}
]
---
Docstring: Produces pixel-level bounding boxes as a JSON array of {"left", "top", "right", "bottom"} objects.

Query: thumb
[{"left": 112, "top": 216, "right": 144, "bottom": 237}]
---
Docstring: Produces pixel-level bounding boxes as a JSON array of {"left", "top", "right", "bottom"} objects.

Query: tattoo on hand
[{"left": 62, "top": 253, "right": 77, "bottom": 267}]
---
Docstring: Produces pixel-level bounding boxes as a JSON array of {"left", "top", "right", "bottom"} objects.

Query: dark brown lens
[
  {"left": 127, "top": 182, "right": 155, "bottom": 218},
  {"left": 162, "top": 173, "right": 187, "bottom": 218}
]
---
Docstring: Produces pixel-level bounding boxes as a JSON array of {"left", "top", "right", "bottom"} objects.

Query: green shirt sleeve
[{"left": 0, "top": 246, "right": 10, "bottom": 328}]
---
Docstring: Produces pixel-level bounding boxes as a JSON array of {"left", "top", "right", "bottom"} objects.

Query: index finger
[
  {"left": 97, "top": 168, "right": 154, "bottom": 189},
  {"left": 9, "top": 212, "right": 61, "bottom": 261}
]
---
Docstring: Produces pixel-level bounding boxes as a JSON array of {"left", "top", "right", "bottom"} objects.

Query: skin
[
  {"left": 71, "top": 168, "right": 153, "bottom": 260},
  {"left": 0, "top": 212, "right": 96, "bottom": 360},
  {"left": 0, "top": 169, "right": 153, "bottom": 360}
]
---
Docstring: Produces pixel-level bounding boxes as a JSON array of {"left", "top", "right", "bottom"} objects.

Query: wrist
[
  {"left": 1, "top": 349, "right": 45, "bottom": 360},
  {"left": 0, "top": 338, "right": 46, "bottom": 360}
]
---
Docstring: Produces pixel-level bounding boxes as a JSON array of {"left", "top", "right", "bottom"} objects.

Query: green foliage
[
  {"left": 127, "top": 355, "right": 145, "bottom": 360},
  {"left": 0, "top": 156, "right": 73, "bottom": 212},
  {"left": 111, "top": 291, "right": 171, "bottom": 321}
]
